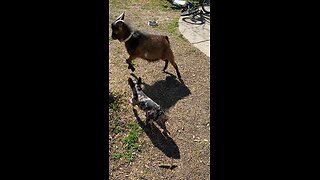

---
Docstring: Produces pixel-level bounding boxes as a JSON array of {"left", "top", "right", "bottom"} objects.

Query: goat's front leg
[{"left": 126, "top": 56, "right": 136, "bottom": 72}]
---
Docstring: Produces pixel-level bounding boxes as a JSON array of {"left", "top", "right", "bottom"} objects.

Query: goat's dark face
[
  {"left": 111, "top": 12, "right": 129, "bottom": 41},
  {"left": 111, "top": 21, "right": 124, "bottom": 40}
]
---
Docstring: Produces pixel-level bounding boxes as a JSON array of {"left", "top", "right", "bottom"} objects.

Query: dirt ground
[{"left": 109, "top": 1, "right": 210, "bottom": 179}]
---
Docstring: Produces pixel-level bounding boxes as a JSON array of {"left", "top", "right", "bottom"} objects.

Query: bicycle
[{"left": 180, "top": 0, "right": 211, "bottom": 16}]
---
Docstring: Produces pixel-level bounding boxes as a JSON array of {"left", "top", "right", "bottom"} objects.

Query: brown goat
[{"left": 111, "top": 12, "right": 181, "bottom": 79}]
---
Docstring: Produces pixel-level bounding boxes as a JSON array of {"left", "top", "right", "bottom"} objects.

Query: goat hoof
[{"left": 128, "top": 65, "right": 135, "bottom": 72}]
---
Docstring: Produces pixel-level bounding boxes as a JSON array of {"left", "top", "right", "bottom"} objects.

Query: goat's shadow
[
  {"left": 132, "top": 73, "right": 191, "bottom": 111},
  {"left": 133, "top": 109, "right": 180, "bottom": 159}
]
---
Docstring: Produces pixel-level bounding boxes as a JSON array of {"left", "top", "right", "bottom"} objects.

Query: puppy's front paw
[{"left": 130, "top": 99, "right": 135, "bottom": 105}]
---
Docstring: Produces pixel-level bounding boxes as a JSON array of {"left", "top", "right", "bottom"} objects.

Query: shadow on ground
[
  {"left": 133, "top": 109, "right": 180, "bottom": 159},
  {"left": 133, "top": 73, "right": 191, "bottom": 111},
  {"left": 182, "top": 12, "right": 210, "bottom": 25}
]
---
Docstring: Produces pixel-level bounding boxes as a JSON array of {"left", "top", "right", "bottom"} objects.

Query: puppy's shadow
[
  {"left": 140, "top": 73, "right": 191, "bottom": 111},
  {"left": 133, "top": 109, "right": 180, "bottom": 159}
]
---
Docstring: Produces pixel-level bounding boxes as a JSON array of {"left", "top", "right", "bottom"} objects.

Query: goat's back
[{"left": 127, "top": 31, "right": 173, "bottom": 61}]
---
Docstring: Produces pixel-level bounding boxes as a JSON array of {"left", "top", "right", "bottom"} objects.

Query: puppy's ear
[
  {"left": 138, "top": 77, "right": 142, "bottom": 85},
  {"left": 128, "top": 78, "right": 134, "bottom": 87}
]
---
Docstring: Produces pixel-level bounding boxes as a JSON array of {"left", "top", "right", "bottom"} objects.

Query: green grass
[
  {"left": 113, "top": 125, "right": 123, "bottom": 134},
  {"left": 123, "top": 122, "right": 143, "bottom": 150},
  {"left": 159, "top": 16, "right": 185, "bottom": 42},
  {"left": 109, "top": 91, "right": 143, "bottom": 162},
  {"left": 111, "top": 121, "right": 143, "bottom": 162},
  {"left": 123, "top": 152, "right": 134, "bottom": 162},
  {"left": 109, "top": 101, "right": 120, "bottom": 112},
  {"left": 110, "top": 0, "right": 172, "bottom": 11},
  {"left": 116, "top": 121, "right": 143, "bottom": 162},
  {"left": 112, "top": 153, "right": 123, "bottom": 160},
  {"left": 109, "top": 92, "right": 121, "bottom": 112}
]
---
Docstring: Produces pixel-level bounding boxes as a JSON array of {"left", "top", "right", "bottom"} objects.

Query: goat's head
[{"left": 111, "top": 12, "right": 131, "bottom": 42}]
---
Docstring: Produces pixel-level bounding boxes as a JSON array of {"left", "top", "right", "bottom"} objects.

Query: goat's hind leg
[
  {"left": 169, "top": 59, "right": 181, "bottom": 79},
  {"left": 167, "top": 52, "right": 181, "bottom": 79},
  {"left": 163, "top": 59, "right": 169, "bottom": 72}
]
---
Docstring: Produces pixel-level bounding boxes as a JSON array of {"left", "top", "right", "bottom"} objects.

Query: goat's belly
[
  {"left": 144, "top": 58, "right": 160, "bottom": 62},
  {"left": 140, "top": 52, "right": 162, "bottom": 62}
]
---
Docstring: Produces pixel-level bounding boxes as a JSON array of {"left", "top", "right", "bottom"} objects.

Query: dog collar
[{"left": 123, "top": 32, "right": 133, "bottom": 42}]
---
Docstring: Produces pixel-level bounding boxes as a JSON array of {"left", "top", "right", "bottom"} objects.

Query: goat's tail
[{"left": 165, "top": 36, "right": 170, "bottom": 44}]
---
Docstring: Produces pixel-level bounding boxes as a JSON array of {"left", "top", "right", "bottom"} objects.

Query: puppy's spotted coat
[{"left": 128, "top": 77, "right": 169, "bottom": 135}]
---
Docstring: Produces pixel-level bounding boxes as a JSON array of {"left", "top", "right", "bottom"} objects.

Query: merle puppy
[
  {"left": 128, "top": 77, "right": 170, "bottom": 136},
  {"left": 111, "top": 12, "right": 182, "bottom": 79}
]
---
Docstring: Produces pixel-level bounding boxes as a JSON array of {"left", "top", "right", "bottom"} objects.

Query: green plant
[
  {"left": 123, "top": 152, "right": 134, "bottom": 162},
  {"left": 109, "top": 101, "right": 119, "bottom": 112},
  {"left": 122, "top": 122, "right": 142, "bottom": 149},
  {"left": 113, "top": 125, "right": 123, "bottom": 134},
  {"left": 112, "top": 152, "right": 123, "bottom": 160}
]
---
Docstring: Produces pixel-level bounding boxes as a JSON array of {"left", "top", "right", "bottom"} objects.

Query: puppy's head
[
  {"left": 111, "top": 12, "right": 130, "bottom": 42},
  {"left": 128, "top": 77, "right": 135, "bottom": 88},
  {"left": 128, "top": 77, "right": 143, "bottom": 90}
]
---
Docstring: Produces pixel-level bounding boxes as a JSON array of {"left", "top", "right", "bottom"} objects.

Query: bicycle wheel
[
  {"left": 181, "top": 8, "right": 199, "bottom": 16},
  {"left": 201, "top": 0, "right": 210, "bottom": 13}
]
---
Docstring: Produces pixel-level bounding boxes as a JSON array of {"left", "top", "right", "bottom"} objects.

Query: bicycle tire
[
  {"left": 181, "top": 8, "right": 199, "bottom": 16},
  {"left": 201, "top": 0, "right": 210, "bottom": 13}
]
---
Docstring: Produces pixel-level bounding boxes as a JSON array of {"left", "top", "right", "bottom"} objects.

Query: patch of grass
[
  {"left": 123, "top": 152, "right": 134, "bottom": 162},
  {"left": 112, "top": 153, "right": 123, "bottom": 160},
  {"left": 165, "top": 19, "right": 179, "bottom": 35},
  {"left": 112, "top": 121, "right": 143, "bottom": 162},
  {"left": 109, "top": 92, "right": 122, "bottom": 112},
  {"left": 109, "top": 92, "right": 125, "bottom": 135},
  {"left": 109, "top": 101, "right": 120, "bottom": 112},
  {"left": 113, "top": 125, "right": 123, "bottom": 134},
  {"left": 123, "top": 122, "right": 143, "bottom": 150},
  {"left": 118, "top": 0, "right": 172, "bottom": 11},
  {"left": 159, "top": 16, "right": 185, "bottom": 42},
  {"left": 109, "top": 0, "right": 121, "bottom": 9},
  {"left": 149, "top": 0, "right": 172, "bottom": 11}
]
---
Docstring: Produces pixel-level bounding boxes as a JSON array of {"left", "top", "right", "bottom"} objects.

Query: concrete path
[{"left": 178, "top": 11, "right": 210, "bottom": 57}]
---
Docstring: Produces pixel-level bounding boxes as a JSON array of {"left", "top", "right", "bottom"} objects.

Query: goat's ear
[
  {"left": 128, "top": 78, "right": 134, "bottom": 87},
  {"left": 138, "top": 77, "right": 142, "bottom": 85}
]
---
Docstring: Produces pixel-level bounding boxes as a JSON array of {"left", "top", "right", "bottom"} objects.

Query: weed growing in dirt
[
  {"left": 112, "top": 152, "right": 123, "bottom": 160},
  {"left": 109, "top": 91, "right": 144, "bottom": 163},
  {"left": 121, "top": 121, "right": 143, "bottom": 162},
  {"left": 110, "top": 120, "right": 143, "bottom": 162},
  {"left": 123, "top": 122, "right": 143, "bottom": 149},
  {"left": 109, "top": 101, "right": 119, "bottom": 112}
]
